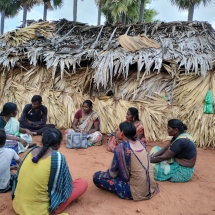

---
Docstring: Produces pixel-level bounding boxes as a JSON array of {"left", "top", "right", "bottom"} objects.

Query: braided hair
[{"left": 32, "top": 128, "right": 62, "bottom": 163}]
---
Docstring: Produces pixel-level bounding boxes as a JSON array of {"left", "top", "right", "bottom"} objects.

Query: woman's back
[
  {"left": 13, "top": 153, "right": 51, "bottom": 215},
  {"left": 129, "top": 145, "right": 158, "bottom": 200}
]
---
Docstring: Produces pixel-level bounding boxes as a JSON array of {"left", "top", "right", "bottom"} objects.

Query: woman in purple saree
[{"left": 93, "top": 122, "right": 159, "bottom": 200}]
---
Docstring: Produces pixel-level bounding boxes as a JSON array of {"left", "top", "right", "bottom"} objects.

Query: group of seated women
[{"left": 0, "top": 98, "right": 197, "bottom": 215}]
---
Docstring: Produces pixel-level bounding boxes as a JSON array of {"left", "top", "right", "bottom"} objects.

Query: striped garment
[
  {"left": 12, "top": 147, "right": 73, "bottom": 214},
  {"left": 150, "top": 146, "right": 194, "bottom": 182}
]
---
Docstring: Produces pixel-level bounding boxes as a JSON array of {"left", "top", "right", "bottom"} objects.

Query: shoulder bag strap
[{"left": 131, "top": 148, "right": 151, "bottom": 196}]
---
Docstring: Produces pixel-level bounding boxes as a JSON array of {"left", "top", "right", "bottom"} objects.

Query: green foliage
[
  {"left": 98, "top": 0, "right": 158, "bottom": 24},
  {"left": 43, "top": 0, "right": 64, "bottom": 10},
  {"left": 0, "top": 0, "right": 21, "bottom": 18},
  {"left": 169, "top": 0, "right": 211, "bottom": 10},
  {"left": 144, "top": 8, "right": 158, "bottom": 22}
]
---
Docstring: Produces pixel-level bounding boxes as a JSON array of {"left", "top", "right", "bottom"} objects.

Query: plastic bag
[{"left": 204, "top": 90, "right": 214, "bottom": 114}]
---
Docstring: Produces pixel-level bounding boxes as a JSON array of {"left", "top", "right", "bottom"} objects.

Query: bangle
[{"left": 17, "top": 137, "right": 20, "bottom": 142}]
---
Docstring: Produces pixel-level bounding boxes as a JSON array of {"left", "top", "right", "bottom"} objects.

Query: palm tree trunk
[
  {"left": 23, "top": 2, "right": 28, "bottom": 27},
  {"left": 139, "top": 0, "right": 145, "bottom": 22},
  {"left": 43, "top": 4, "right": 48, "bottom": 21},
  {"left": 0, "top": 10, "right": 5, "bottom": 35},
  {"left": 73, "top": 0, "right": 78, "bottom": 21},
  {"left": 97, "top": 5, "right": 101, "bottom": 25},
  {"left": 188, "top": 3, "right": 195, "bottom": 21},
  {"left": 121, "top": 13, "right": 126, "bottom": 25}
]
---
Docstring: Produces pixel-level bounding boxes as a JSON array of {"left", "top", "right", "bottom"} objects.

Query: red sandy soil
[{"left": 0, "top": 134, "right": 215, "bottom": 215}]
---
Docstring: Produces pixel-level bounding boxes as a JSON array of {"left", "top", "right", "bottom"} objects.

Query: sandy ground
[{"left": 0, "top": 134, "right": 215, "bottom": 215}]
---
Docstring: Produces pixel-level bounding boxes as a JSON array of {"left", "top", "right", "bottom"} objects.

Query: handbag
[{"left": 66, "top": 132, "right": 88, "bottom": 149}]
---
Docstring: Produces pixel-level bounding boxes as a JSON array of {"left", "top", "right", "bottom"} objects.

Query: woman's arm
[
  {"left": 136, "top": 126, "right": 144, "bottom": 140},
  {"left": 108, "top": 154, "right": 119, "bottom": 178},
  {"left": 72, "top": 118, "right": 80, "bottom": 132},
  {"left": 6, "top": 135, "right": 27, "bottom": 146},
  {"left": 19, "top": 128, "right": 27, "bottom": 133},
  {"left": 6, "top": 134, "right": 20, "bottom": 141},
  {"left": 136, "top": 133, "right": 144, "bottom": 140},
  {"left": 151, "top": 142, "right": 171, "bottom": 158},
  {"left": 150, "top": 149, "right": 175, "bottom": 163},
  {"left": 19, "top": 128, "right": 33, "bottom": 136},
  {"left": 87, "top": 121, "right": 100, "bottom": 134}
]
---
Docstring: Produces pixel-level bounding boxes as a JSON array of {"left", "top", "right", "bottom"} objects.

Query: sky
[{"left": 4, "top": 0, "right": 215, "bottom": 33}]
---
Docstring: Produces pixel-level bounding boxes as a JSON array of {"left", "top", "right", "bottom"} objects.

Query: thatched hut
[{"left": 0, "top": 19, "right": 215, "bottom": 148}]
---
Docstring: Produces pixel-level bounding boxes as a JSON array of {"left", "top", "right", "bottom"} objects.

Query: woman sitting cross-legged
[
  {"left": 93, "top": 122, "right": 159, "bottom": 200},
  {"left": 107, "top": 107, "right": 146, "bottom": 152},
  {"left": 0, "top": 102, "right": 36, "bottom": 154},
  {"left": 13, "top": 128, "right": 88, "bottom": 215},
  {"left": 150, "top": 119, "right": 197, "bottom": 183},
  {"left": 65, "top": 100, "right": 102, "bottom": 146}
]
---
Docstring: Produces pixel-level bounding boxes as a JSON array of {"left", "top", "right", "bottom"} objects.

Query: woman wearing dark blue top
[
  {"left": 150, "top": 119, "right": 197, "bottom": 182},
  {"left": 19, "top": 95, "right": 55, "bottom": 135}
]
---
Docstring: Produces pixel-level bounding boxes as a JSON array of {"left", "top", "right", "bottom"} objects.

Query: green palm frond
[
  {"left": 0, "top": 0, "right": 21, "bottom": 18},
  {"left": 100, "top": 0, "right": 158, "bottom": 24},
  {"left": 169, "top": 0, "right": 211, "bottom": 10}
]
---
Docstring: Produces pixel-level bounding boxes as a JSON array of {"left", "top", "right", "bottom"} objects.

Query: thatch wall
[{"left": 0, "top": 20, "right": 215, "bottom": 148}]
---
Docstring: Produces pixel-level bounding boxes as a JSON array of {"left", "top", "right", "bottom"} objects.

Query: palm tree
[
  {"left": 100, "top": 0, "right": 157, "bottom": 25},
  {"left": 139, "top": 0, "right": 145, "bottom": 22},
  {"left": 21, "top": 0, "right": 41, "bottom": 27},
  {"left": 95, "top": 0, "right": 102, "bottom": 25},
  {"left": 73, "top": 0, "right": 83, "bottom": 22},
  {"left": 169, "top": 0, "right": 211, "bottom": 21},
  {"left": 0, "top": 0, "right": 21, "bottom": 34},
  {"left": 97, "top": 4, "right": 102, "bottom": 25},
  {"left": 43, "top": 0, "right": 63, "bottom": 21},
  {"left": 73, "top": 0, "right": 77, "bottom": 21}
]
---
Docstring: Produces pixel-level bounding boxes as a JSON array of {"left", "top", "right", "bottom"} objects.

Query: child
[{"left": 0, "top": 129, "right": 21, "bottom": 193}]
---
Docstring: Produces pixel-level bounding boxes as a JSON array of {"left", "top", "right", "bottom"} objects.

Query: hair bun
[
  {"left": 32, "top": 156, "right": 39, "bottom": 163},
  {"left": 182, "top": 123, "right": 188, "bottom": 130}
]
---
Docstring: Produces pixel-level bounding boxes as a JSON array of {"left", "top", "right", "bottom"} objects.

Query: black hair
[
  {"left": 119, "top": 122, "right": 136, "bottom": 141},
  {"left": 128, "top": 107, "right": 140, "bottom": 121},
  {"left": 0, "top": 129, "right": 6, "bottom": 147},
  {"left": 0, "top": 102, "right": 17, "bottom": 116},
  {"left": 168, "top": 119, "right": 187, "bottom": 133},
  {"left": 31, "top": 95, "right": 42, "bottom": 103},
  {"left": 32, "top": 128, "right": 62, "bottom": 163},
  {"left": 83, "top": 100, "right": 93, "bottom": 108}
]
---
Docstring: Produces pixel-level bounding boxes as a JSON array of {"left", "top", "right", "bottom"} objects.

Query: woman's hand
[
  {"left": 20, "top": 138, "right": 27, "bottom": 147},
  {"left": 25, "top": 129, "right": 33, "bottom": 136},
  {"left": 150, "top": 153, "right": 155, "bottom": 159}
]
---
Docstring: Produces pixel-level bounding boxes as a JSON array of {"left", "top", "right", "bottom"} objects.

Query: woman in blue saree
[{"left": 93, "top": 122, "right": 159, "bottom": 200}]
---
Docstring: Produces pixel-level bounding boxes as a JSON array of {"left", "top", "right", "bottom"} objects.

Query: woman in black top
[{"left": 150, "top": 119, "right": 197, "bottom": 182}]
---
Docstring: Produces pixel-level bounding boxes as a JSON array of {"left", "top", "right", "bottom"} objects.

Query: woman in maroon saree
[{"left": 107, "top": 107, "right": 146, "bottom": 152}]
